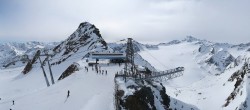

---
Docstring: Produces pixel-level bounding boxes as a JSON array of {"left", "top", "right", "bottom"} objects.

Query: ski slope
[
  {"left": 0, "top": 35, "right": 249, "bottom": 110},
  {"left": 0, "top": 60, "right": 123, "bottom": 110}
]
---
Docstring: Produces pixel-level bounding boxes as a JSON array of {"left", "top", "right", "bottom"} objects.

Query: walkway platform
[{"left": 90, "top": 53, "right": 126, "bottom": 59}]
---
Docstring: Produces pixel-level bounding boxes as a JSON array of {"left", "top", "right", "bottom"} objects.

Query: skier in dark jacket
[{"left": 67, "top": 90, "right": 70, "bottom": 98}]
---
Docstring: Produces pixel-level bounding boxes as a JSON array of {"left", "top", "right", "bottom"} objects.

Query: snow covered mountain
[
  {"left": 21, "top": 22, "right": 110, "bottom": 76},
  {"left": 0, "top": 42, "right": 58, "bottom": 68},
  {"left": 50, "top": 22, "right": 109, "bottom": 65},
  {"left": 1, "top": 21, "right": 250, "bottom": 110},
  {"left": 108, "top": 40, "right": 157, "bottom": 53},
  {"left": 139, "top": 36, "right": 250, "bottom": 110}
]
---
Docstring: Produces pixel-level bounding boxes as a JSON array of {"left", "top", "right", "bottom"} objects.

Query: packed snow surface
[
  {"left": 139, "top": 42, "right": 206, "bottom": 87},
  {"left": 0, "top": 60, "right": 123, "bottom": 110},
  {"left": 139, "top": 40, "right": 250, "bottom": 110}
]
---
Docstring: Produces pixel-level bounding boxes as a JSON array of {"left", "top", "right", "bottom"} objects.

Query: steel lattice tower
[{"left": 124, "top": 38, "right": 136, "bottom": 81}]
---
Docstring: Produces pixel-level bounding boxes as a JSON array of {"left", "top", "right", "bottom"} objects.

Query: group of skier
[{"left": 88, "top": 65, "right": 108, "bottom": 75}]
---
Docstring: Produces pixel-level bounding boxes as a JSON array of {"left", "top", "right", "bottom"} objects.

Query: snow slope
[
  {"left": 138, "top": 36, "right": 250, "bottom": 110},
  {"left": 1, "top": 23, "right": 250, "bottom": 110},
  {"left": 0, "top": 22, "right": 115, "bottom": 110},
  {"left": 0, "top": 59, "right": 123, "bottom": 110},
  {"left": 139, "top": 41, "right": 207, "bottom": 87}
]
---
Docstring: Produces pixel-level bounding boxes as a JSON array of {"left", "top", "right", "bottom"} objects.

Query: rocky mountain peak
[
  {"left": 206, "top": 50, "right": 235, "bottom": 71},
  {"left": 183, "top": 36, "right": 201, "bottom": 42},
  {"left": 51, "top": 22, "right": 108, "bottom": 65}
]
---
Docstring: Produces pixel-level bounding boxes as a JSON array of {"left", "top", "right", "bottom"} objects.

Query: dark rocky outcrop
[
  {"left": 115, "top": 79, "right": 170, "bottom": 110},
  {"left": 123, "top": 86, "right": 157, "bottom": 110},
  {"left": 58, "top": 63, "right": 80, "bottom": 80},
  {"left": 22, "top": 50, "right": 41, "bottom": 74},
  {"left": 247, "top": 48, "right": 250, "bottom": 52},
  {"left": 224, "top": 63, "right": 249, "bottom": 107}
]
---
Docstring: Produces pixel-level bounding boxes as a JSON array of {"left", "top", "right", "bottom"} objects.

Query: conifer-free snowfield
[
  {"left": 139, "top": 39, "right": 250, "bottom": 110},
  {"left": 0, "top": 60, "right": 123, "bottom": 110},
  {"left": 0, "top": 22, "right": 250, "bottom": 110}
]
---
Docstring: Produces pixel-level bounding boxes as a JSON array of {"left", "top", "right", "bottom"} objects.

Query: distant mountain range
[
  {"left": 0, "top": 22, "right": 250, "bottom": 110},
  {"left": 1, "top": 31, "right": 250, "bottom": 71},
  {"left": 0, "top": 41, "right": 58, "bottom": 68}
]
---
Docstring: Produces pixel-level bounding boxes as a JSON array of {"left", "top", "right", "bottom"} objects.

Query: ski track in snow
[{"left": 0, "top": 60, "right": 121, "bottom": 110}]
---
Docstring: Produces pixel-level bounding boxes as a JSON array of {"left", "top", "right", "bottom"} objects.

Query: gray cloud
[{"left": 0, "top": 0, "right": 249, "bottom": 44}]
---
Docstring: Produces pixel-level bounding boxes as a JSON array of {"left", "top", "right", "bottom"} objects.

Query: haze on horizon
[{"left": 0, "top": 0, "right": 249, "bottom": 44}]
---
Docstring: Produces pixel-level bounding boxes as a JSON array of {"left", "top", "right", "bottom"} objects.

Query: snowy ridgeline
[
  {"left": 1, "top": 21, "right": 250, "bottom": 110},
  {"left": 0, "top": 42, "right": 59, "bottom": 69},
  {"left": 138, "top": 36, "right": 250, "bottom": 110}
]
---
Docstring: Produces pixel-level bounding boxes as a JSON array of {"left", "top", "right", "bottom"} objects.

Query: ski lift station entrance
[{"left": 88, "top": 52, "right": 126, "bottom": 65}]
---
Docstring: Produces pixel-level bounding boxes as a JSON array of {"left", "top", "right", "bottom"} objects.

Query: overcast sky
[{"left": 0, "top": 0, "right": 249, "bottom": 44}]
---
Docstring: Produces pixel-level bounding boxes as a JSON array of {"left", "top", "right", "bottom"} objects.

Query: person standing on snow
[{"left": 67, "top": 90, "right": 70, "bottom": 98}]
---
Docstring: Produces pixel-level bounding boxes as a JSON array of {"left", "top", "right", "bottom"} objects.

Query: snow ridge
[
  {"left": 0, "top": 42, "right": 58, "bottom": 69},
  {"left": 51, "top": 22, "right": 108, "bottom": 65}
]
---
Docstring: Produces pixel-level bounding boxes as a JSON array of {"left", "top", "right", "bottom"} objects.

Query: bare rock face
[
  {"left": 224, "top": 63, "right": 249, "bottom": 107},
  {"left": 115, "top": 79, "right": 170, "bottom": 110},
  {"left": 58, "top": 62, "right": 80, "bottom": 80},
  {"left": 22, "top": 50, "right": 41, "bottom": 74}
]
